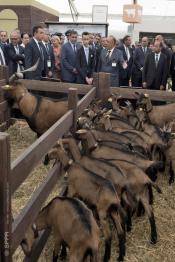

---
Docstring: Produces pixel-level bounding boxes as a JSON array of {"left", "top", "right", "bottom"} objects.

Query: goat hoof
[
  {"left": 150, "top": 237, "right": 157, "bottom": 244},
  {"left": 118, "top": 256, "right": 124, "bottom": 262},
  {"left": 127, "top": 225, "right": 132, "bottom": 232}
]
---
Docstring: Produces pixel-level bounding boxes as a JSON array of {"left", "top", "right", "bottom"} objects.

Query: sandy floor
[{"left": 6, "top": 121, "right": 175, "bottom": 262}]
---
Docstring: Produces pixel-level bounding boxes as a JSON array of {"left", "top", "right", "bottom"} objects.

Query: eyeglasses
[{"left": 11, "top": 38, "right": 18, "bottom": 40}]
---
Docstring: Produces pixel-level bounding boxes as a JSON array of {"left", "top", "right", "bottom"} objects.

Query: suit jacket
[
  {"left": 5, "top": 43, "right": 24, "bottom": 76},
  {"left": 24, "top": 38, "right": 45, "bottom": 80},
  {"left": 142, "top": 52, "right": 168, "bottom": 89},
  {"left": 98, "top": 47, "right": 124, "bottom": 87},
  {"left": 42, "top": 42, "right": 55, "bottom": 76},
  {"left": 61, "top": 42, "right": 80, "bottom": 83},
  {"left": 170, "top": 52, "right": 175, "bottom": 79},
  {"left": 117, "top": 44, "right": 133, "bottom": 82},
  {"left": 133, "top": 47, "right": 152, "bottom": 72},
  {"left": 76, "top": 46, "right": 95, "bottom": 84}
]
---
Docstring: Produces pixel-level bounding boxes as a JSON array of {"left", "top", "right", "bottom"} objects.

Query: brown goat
[
  {"left": 61, "top": 137, "right": 161, "bottom": 243},
  {"left": 44, "top": 144, "right": 126, "bottom": 262},
  {"left": 21, "top": 196, "right": 99, "bottom": 262},
  {"left": 136, "top": 93, "right": 175, "bottom": 128},
  {"left": 76, "top": 129, "right": 163, "bottom": 181},
  {"left": 2, "top": 82, "right": 68, "bottom": 136}
]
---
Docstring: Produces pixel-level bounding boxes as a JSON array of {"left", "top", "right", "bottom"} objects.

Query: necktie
[
  {"left": 73, "top": 44, "right": 76, "bottom": 53},
  {"left": 106, "top": 50, "right": 111, "bottom": 62},
  {"left": 0, "top": 48, "right": 5, "bottom": 65},
  {"left": 155, "top": 54, "right": 159, "bottom": 68},
  {"left": 45, "top": 43, "right": 49, "bottom": 54},
  {"left": 38, "top": 42, "right": 44, "bottom": 61},
  {"left": 143, "top": 47, "right": 146, "bottom": 54},
  {"left": 15, "top": 46, "right": 19, "bottom": 54}
]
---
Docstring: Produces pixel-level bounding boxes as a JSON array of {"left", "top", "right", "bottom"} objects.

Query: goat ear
[{"left": 135, "top": 91, "right": 140, "bottom": 96}]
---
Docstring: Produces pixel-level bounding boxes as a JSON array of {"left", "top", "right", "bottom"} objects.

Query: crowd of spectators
[{"left": 0, "top": 26, "right": 174, "bottom": 90}]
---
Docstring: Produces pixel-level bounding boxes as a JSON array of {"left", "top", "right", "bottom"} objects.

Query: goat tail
[{"left": 121, "top": 185, "right": 137, "bottom": 207}]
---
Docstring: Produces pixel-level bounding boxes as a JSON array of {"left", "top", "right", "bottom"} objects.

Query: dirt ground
[{"left": 7, "top": 121, "right": 175, "bottom": 262}]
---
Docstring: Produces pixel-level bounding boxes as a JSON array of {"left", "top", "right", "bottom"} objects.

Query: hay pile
[{"left": 7, "top": 121, "right": 175, "bottom": 262}]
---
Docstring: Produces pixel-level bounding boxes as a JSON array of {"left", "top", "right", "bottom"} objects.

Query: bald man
[{"left": 98, "top": 35, "right": 127, "bottom": 87}]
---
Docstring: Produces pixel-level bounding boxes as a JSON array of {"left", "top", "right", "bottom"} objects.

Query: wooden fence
[
  {"left": 0, "top": 76, "right": 98, "bottom": 262},
  {"left": 1, "top": 72, "right": 175, "bottom": 261}
]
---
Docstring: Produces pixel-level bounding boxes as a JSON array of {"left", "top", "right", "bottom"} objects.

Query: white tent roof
[{"left": 37, "top": 0, "right": 175, "bottom": 16}]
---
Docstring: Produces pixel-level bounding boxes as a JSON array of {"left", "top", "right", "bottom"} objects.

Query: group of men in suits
[{"left": 0, "top": 26, "right": 174, "bottom": 91}]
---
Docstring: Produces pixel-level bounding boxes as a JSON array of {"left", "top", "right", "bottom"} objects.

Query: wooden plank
[
  {"left": 111, "top": 87, "right": 175, "bottom": 102},
  {"left": 77, "top": 87, "right": 96, "bottom": 118},
  {"left": 19, "top": 79, "right": 92, "bottom": 95},
  {"left": 97, "top": 72, "right": 111, "bottom": 101},
  {"left": 23, "top": 229, "right": 50, "bottom": 262},
  {"left": 12, "top": 163, "right": 61, "bottom": 253},
  {"left": 0, "top": 101, "right": 8, "bottom": 112},
  {"left": 68, "top": 88, "right": 78, "bottom": 132},
  {"left": 0, "top": 79, "right": 6, "bottom": 87},
  {"left": 22, "top": 186, "right": 67, "bottom": 262},
  {"left": 11, "top": 110, "right": 73, "bottom": 194},
  {"left": 0, "top": 133, "right": 12, "bottom": 262}
]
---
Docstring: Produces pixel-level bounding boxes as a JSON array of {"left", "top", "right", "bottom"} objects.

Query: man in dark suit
[
  {"left": 5, "top": 31, "right": 24, "bottom": 76},
  {"left": 132, "top": 36, "right": 152, "bottom": 87},
  {"left": 25, "top": 25, "right": 45, "bottom": 80},
  {"left": 142, "top": 41, "right": 168, "bottom": 90},
  {"left": 98, "top": 35, "right": 127, "bottom": 87},
  {"left": 118, "top": 35, "right": 133, "bottom": 87},
  {"left": 76, "top": 32, "right": 95, "bottom": 84},
  {"left": 42, "top": 28, "right": 55, "bottom": 78},
  {"left": 61, "top": 30, "right": 79, "bottom": 83}
]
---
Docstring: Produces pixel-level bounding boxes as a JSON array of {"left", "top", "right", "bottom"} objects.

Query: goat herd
[{"left": 3, "top": 80, "right": 175, "bottom": 261}]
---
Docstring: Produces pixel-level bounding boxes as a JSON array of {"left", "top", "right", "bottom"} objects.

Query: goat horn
[
  {"left": 20, "top": 58, "right": 40, "bottom": 73},
  {"left": 144, "top": 93, "right": 149, "bottom": 98},
  {"left": 9, "top": 73, "right": 18, "bottom": 84}
]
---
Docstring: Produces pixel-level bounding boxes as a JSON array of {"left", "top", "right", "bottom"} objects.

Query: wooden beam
[
  {"left": 97, "top": 72, "right": 111, "bottom": 101},
  {"left": 11, "top": 110, "right": 73, "bottom": 194},
  {"left": 68, "top": 88, "right": 78, "bottom": 132},
  {"left": 0, "top": 101, "right": 8, "bottom": 112},
  {"left": 111, "top": 87, "right": 175, "bottom": 102},
  {"left": 19, "top": 80, "right": 92, "bottom": 95},
  {"left": 77, "top": 87, "right": 96, "bottom": 118},
  {"left": 12, "top": 163, "right": 61, "bottom": 254},
  {"left": 0, "top": 133, "right": 11, "bottom": 262}
]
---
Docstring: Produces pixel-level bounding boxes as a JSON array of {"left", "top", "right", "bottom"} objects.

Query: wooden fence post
[
  {"left": 0, "top": 133, "right": 11, "bottom": 262},
  {"left": 96, "top": 72, "right": 111, "bottom": 101},
  {"left": 93, "top": 72, "right": 99, "bottom": 99},
  {"left": 68, "top": 88, "right": 78, "bottom": 132}
]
